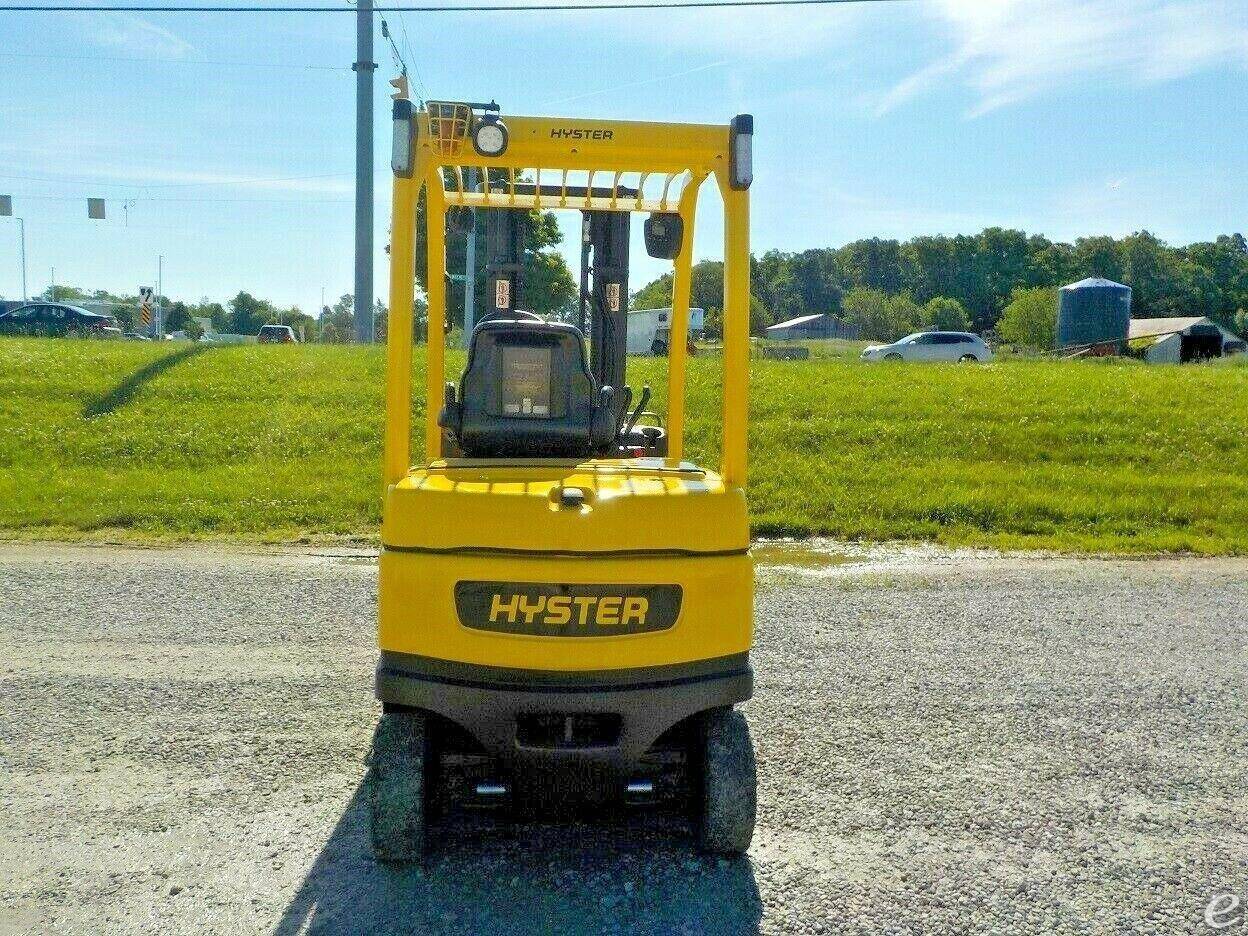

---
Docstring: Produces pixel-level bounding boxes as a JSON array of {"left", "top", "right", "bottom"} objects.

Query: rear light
[{"left": 627, "top": 446, "right": 646, "bottom": 457}]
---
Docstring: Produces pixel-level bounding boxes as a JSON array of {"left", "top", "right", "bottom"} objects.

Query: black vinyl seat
[{"left": 439, "top": 317, "right": 618, "bottom": 458}]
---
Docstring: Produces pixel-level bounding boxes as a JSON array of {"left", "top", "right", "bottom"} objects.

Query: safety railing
[{"left": 431, "top": 166, "right": 697, "bottom": 214}]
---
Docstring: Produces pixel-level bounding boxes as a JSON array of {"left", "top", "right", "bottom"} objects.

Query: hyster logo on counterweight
[{"left": 455, "top": 582, "right": 681, "bottom": 637}]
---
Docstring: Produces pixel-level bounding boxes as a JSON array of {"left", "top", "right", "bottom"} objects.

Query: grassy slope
[{"left": 1, "top": 337, "right": 1246, "bottom": 552}]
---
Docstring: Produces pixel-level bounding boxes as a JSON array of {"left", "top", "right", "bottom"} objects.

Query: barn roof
[
  {"left": 766, "top": 313, "right": 830, "bottom": 331},
  {"left": 1128, "top": 317, "right": 1211, "bottom": 340}
]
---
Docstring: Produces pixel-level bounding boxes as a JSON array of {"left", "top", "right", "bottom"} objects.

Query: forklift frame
[{"left": 383, "top": 102, "right": 752, "bottom": 485}]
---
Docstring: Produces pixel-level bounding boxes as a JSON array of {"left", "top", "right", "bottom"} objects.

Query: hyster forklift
[{"left": 372, "top": 96, "right": 756, "bottom": 859}]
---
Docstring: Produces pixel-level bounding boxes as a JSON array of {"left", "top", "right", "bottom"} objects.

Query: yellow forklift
[{"left": 371, "top": 95, "right": 756, "bottom": 859}]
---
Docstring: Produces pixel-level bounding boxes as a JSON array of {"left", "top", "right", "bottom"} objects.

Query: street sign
[
  {"left": 87, "top": 198, "right": 106, "bottom": 220},
  {"left": 0, "top": 195, "right": 11, "bottom": 217},
  {"left": 139, "top": 286, "right": 153, "bottom": 327}
]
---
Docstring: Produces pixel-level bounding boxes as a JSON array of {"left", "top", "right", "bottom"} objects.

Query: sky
[{"left": 1, "top": 0, "right": 1248, "bottom": 310}]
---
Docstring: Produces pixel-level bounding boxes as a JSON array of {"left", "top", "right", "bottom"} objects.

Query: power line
[
  {"left": 378, "top": 14, "right": 420, "bottom": 102},
  {"left": 0, "top": 171, "right": 350, "bottom": 188},
  {"left": 392, "top": 10, "right": 429, "bottom": 101},
  {"left": 0, "top": 0, "right": 913, "bottom": 12},
  {"left": 0, "top": 49, "right": 349, "bottom": 69},
  {"left": 11, "top": 192, "right": 351, "bottom": 203}
]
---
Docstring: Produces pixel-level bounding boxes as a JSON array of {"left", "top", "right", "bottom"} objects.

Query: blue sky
[{"left": 1, "top": 0, "right": 1247, "bottom": 309}]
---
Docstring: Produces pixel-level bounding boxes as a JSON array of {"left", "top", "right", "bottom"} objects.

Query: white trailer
[{"left": 627, "top": 307, "right": 705, "bottom": 355}]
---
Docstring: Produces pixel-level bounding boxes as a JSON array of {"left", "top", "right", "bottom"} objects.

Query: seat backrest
[{"left": 451, "top": 318, "right": 602, "bottom": 458}]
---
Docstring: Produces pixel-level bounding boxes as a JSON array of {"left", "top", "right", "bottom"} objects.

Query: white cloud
[
  {"left": 875, "top": 0, "right": 1248, "bottom": 117},
  {"left": 76, "top": 12, "right": 196, "bottom": 58}
]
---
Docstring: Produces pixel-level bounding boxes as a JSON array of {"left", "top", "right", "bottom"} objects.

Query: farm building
[
  {"left": 1128, "top": 317, "right": 1243, "bottom": 363},
  {"left": 764, "top": 313, "right": 860, "bottom": 341}
]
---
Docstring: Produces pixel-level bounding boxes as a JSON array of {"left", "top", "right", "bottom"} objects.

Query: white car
[{"left": 860, "top": 331, "right": 993, "bottom": 363}]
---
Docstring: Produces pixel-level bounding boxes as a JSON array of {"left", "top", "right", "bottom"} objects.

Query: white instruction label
[
  {"left": 496, "top": 279, "right": 511, "bottom": 309},
  {"left": 606, "top": 283, "right": 620, "bottom": 312}
]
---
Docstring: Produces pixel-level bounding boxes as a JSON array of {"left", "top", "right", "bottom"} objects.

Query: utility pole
[
  {"left": 353, "top": 0, "right": 376, "bottom": 343},
  {"left": 462, "top": 167, "right": 477, "bottom": 347},
  {"left": 156, "top": 255, "right": 164, "bottom": 338},
  {"left": 17, "top": 218, "right": 25, "bottom": 301},
  {"left": 0, "top": 198, "right": 27, "bottom": 301}
]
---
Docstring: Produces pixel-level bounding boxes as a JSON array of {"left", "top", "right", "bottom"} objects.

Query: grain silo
[{"left": 1056, "top": 277, "right": 1132, "bottom": 350}]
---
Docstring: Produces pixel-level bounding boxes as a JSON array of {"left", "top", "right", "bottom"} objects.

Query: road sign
[
  {"left": 139, "top": 286, "right": 153, "bottom": 327},
  {"left": 87, "top": 198, "right": 105, "bottom": 220}
]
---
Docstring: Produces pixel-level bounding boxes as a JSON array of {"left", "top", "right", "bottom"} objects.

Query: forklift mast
[
  {"left": 483, "top": 206, "right": 527, "bottom": 321},
  {"left": 481, "top": 185, "right": 630, "bottom": 410},
  {"left": 583, "top": 206, "right": 630, "bottom": 400}
]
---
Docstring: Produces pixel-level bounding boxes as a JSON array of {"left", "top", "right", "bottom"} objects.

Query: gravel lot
[{"left": 1, "top": 543, "right": 1246, "bottom": 935}]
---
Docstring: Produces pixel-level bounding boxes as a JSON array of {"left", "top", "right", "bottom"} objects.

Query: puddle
[
  {"left": 751, "top": 540, "right": 862, "bottom": 572},
  {"left": 306, "top": 551, "right": 379, "bottom": 565}
]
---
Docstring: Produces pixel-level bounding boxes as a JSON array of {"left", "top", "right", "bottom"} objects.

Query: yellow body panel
[
  {"left": 379, "top": 550, "right": 752, "bottom": 671},
  {"left": 382, "top": 460, "right": 747, "bottom": 554}
]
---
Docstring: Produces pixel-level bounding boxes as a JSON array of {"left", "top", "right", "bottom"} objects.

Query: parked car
[
  {"left": 0, "top": 302, "right": 118, "bottom": 338},
  {"left": 257, "top": 324, "right": 298, "bottom": 344},
  {"left": 860, "top": 331, "right": 993, "bottom": 363}
]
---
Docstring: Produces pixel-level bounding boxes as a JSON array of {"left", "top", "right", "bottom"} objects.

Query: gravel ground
[{"left": 1, "top": 543, "right": 1246, "bottom": 935}]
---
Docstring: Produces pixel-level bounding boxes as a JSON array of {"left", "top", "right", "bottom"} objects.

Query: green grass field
[{"left": 2, "top": 337, "right": 1246, "bottom": 553}]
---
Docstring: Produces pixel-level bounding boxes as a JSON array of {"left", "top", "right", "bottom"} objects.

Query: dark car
[
  {"left": 257, "top": 324, "right": 298, "bottom": 344},
  {"left": 0, "top": 302, "right": 117, "bottom": 338}
]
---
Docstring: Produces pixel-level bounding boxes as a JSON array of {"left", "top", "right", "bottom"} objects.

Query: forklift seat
[{"left": 439, "top": 317, "right": 618, "bottom": 458}]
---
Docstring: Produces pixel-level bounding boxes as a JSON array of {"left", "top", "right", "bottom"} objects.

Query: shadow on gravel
[
  {"left": 275, "top": 780, "right": 762, "bottom": 936},
  {"left": 83, "top": 343, "right": 210, "bottom": 418}
]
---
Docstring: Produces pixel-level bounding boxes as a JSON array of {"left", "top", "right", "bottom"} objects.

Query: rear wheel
[
  {"left": 958, "top": 353, "right": 979, "bottom": 362},
  {"left": 368, "top": 710, "right": 428, "bottom": 863},
  {"left": 697, "top": 708, "right": 756, "bottom": 855},
  {"left": 884, "top": 352, "right": 903, "bottom": 361},
  {"left": 651, "top": 339, "right": 668, "bottom": 356}
]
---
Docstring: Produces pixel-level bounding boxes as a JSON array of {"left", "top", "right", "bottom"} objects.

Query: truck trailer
[{"left": 627, "top": 307, "right": 705, "bottom": 355}]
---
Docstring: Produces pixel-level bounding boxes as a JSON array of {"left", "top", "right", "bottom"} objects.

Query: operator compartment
[{"left": 386, "top": 311, "right": 747, "bottom": 555}]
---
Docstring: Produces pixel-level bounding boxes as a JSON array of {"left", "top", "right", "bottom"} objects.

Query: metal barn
[
  {"left": 1128, "top": 317, "right": 1240, "bottom": 363},
  {"left": 764, "top": 313, "right": 860, "bottom": 341}
]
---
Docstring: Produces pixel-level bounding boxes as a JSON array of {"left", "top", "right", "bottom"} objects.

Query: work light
[
  {"left": 473, "top": 115, "right": 509, "bottom": 158},
  {"left": 729, "top": 114, "right": 753, "bottom": 190},
  {"left": 392, "top": 99, "right": 415, "bottom": 177}
]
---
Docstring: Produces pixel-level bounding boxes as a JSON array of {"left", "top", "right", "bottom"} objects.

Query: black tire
[
  {"left": 958, "top": 353, "right": 978, "bottom": 363},
  {"left": 884, "top": 352, "right": 903, "bottom": 361},
  {"left": 697, "top": 708, "right": 756, "bottom": 855},
  {"left": 368, "top": 710, "right": 427, "bottom": 863},
  {"left": 651, "top": 340, "right": 668, "bottom": 356}
]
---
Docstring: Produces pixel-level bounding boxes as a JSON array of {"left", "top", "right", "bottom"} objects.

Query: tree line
[
  {"left": 632, "top": 229, "right": 1248, "bottom": 344},
  {"left": 25, "top": 226, "right": 1248, "bottom": 348},
  {"left": 25, "top": 285, "right": 396, "bottom": 343}
]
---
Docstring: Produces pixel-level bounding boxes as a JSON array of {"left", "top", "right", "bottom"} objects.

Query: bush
[
  {"left": 922, "top": 297, "right": 972, "bottom": 332},
  {"left": 842, "top": 288, "right": 922, "bottom": 342},
  {"left": 998, "top": 287, "right": 1058, "bottom": 349}
]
